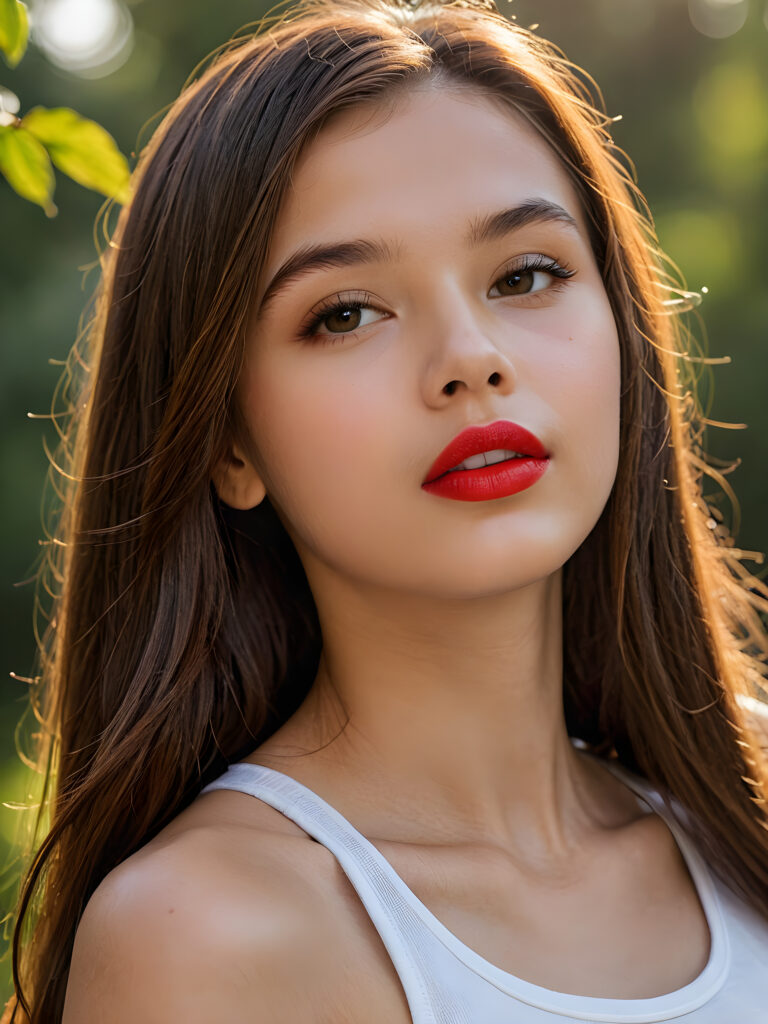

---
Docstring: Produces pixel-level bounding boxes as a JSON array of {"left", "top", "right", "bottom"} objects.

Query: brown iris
[
  {"left": 496, "top": 268, "right": 535, "bottom": 295},
  {"left": 325, "top": 307, "right": 362, "bottom": 333}
]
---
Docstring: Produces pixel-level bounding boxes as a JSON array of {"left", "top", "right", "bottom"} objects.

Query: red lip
[{"left": 422, "top": 420, "right": 549, "bottom": 485}]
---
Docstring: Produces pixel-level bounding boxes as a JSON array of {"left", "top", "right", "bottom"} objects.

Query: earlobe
[{"left": 211, "top": 441, "right": 267, "bottom": 510}]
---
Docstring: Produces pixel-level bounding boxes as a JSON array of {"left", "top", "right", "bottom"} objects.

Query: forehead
[{"left": 270, "top": 85, "right": 589, "bottom": 258}]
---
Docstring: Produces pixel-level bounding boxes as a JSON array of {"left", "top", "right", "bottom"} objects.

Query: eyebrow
[
  {"left": 256, "top": 197, "right": 581, "bottom": 317},
  {"left": 466, "top": 199, "right": 579, "bottom": 248}
]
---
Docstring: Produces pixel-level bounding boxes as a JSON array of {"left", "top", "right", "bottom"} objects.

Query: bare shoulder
[{"left": 62, "top": 787, "right": 350, "bottom": 1024}]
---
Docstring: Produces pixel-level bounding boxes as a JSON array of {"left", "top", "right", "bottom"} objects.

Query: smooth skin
[{"left": 63, "top": 85, "right": 711, "bottom": 1022}]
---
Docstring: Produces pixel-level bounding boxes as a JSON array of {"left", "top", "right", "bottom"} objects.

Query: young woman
[{"left": 5, "top": 0, "right": 768, "bottom": 1020}]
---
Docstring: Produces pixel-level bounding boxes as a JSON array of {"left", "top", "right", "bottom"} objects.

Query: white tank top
[{"left": 199, "top": 744, "right": 768, "bottom": 1023}]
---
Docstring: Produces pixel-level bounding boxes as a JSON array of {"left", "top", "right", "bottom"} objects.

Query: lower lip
[{"left": 422, "top": 457, "right": 550, "bottom": 501}]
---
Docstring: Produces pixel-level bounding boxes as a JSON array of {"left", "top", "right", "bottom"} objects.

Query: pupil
[
  {"left": 328, "top": 307, "right": 360, "bottom": 333},
  {"left": 504, "top": 269, "right": 533, "bottom": 294}
]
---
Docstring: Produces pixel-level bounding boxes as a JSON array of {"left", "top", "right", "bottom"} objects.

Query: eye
[
  {"left": 319, "top": 304, "right": 382, "bottom": 334},
  {"left": 490, "top": 254, "right": 576, "bottom": 298},
  {"left": 298, "top": 290, "right": 388, "bottom": 344}
]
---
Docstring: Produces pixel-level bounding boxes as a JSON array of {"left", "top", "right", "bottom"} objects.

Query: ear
[{"left": 211, "top": 439, "right": 267, "bottom": 510}]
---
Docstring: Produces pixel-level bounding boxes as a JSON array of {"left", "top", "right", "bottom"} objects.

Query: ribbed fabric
[{"left": 199, "top": 743, "right": 768, "bottom": 1023}]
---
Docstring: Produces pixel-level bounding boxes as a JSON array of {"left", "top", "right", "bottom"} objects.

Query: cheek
[
  {"left": 533, "top": 302, "right": 621, "bottom": 493},
  {"left": 241, "top": 351, "right": 391, "bottom": 527},
  {"left": 574, "top": 341, "right": 621, "bottom": 493}
]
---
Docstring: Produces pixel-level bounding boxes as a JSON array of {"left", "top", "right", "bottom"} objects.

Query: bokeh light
[
  {"left": 692, "top": 61, "right": 768, "bottom": 187},
  {"left": 688, "top": 0, "right": 749, "bottom": 38},
  {"left": 0, "top": 86, "right": 20, "bottom": 126},
  {"left": 31, "top": 0, "right": 134, "bottom": 78},
  {"left": 655, "top": 207, "right": 741, "bottom": 297}
]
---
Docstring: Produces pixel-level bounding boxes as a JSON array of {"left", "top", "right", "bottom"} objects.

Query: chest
[{"left": 318, "top": 818, "right": 712, "bottom": 1023}]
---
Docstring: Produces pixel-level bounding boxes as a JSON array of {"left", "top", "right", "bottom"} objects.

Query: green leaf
[
  {"left": 0, "top": 0, "right": 29, "bottom": 68},
  {"left": 22, "top": 106, "right": 131, "bottom": 204},
  {"left": 0, "top": 124, "right": 56, "bottom": 215}
]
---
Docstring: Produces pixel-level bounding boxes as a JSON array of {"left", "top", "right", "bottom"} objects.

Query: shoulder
[{"left": 62, "top": 788, "right": 344, "bottom": 1023}]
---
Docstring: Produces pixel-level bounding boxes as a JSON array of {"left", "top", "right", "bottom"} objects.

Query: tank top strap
[{"left": 199, "top": 762, "right": 464, "bottom": 1024}]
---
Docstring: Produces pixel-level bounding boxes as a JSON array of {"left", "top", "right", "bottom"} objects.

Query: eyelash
[{"left": 296, "top": 254, "right": 577, "bottom": 344}]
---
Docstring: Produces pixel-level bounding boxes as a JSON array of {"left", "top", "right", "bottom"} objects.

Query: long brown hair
[{"left": 5, "top": 0, "right": 768, "bottom": 1018}]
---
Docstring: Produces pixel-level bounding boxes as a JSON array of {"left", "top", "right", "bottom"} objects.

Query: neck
[{"left": 256, "top": 565, "right": 630, "bottom": 867}]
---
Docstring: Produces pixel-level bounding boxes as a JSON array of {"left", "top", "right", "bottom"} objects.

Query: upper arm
[{"left": 62, "top": 839, "right": 330, "bottom": 1024}]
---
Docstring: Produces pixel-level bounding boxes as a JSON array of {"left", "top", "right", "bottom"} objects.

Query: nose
[{"left": 419, "top": 298, "right": 518, "bottom": 407}]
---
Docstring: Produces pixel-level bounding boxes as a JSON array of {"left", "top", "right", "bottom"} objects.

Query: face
[{"left": 227, "top": 85, "right": 621, "bottom": 599}]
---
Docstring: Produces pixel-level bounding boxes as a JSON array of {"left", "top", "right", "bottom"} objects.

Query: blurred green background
[{"left": 1, "top": 0, "right": 766, "bottom": 1006}]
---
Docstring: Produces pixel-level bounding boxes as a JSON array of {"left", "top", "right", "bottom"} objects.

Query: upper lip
[{"left": 422, "top": 420, "right": 549, "bottom": 484}]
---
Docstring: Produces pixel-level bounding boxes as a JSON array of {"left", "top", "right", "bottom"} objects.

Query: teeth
[{"left": 447, "top": 448, "right": 524, "bottom": 473}]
